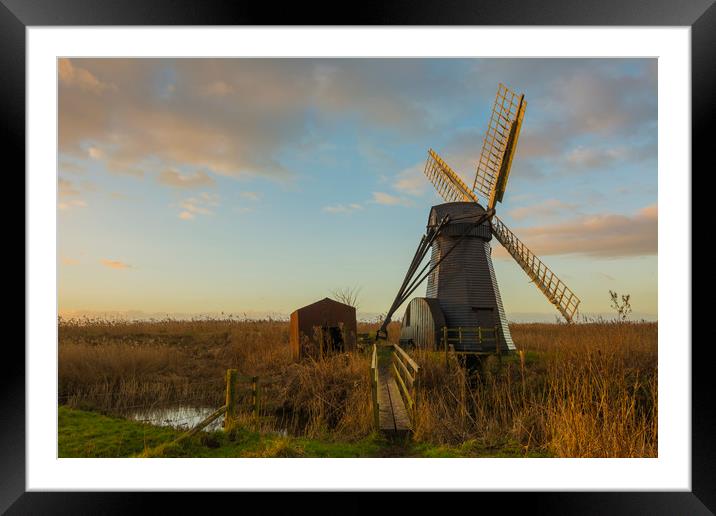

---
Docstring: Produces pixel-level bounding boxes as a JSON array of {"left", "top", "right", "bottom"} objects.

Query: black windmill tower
[{"left": 379, "top": 84, "right": 581, "bottom": 355}]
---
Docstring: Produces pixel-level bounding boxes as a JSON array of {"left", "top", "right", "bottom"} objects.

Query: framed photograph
[{"left": 8, "top": 0, "right": 711, "bottom": 512}]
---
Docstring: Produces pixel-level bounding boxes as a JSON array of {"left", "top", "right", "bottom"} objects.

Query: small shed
[{"left": 289, "top": 297, "right": 357, "bottom": 361}]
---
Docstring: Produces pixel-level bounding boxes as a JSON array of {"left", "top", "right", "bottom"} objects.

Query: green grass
[
  {"left": 59, "top": 406, "right": 384, "bottom": 458},
  {"left": 58, "top": 405, "right": 182, "bottom": 457},
  {"left": 59, "top": 406, "right": 550, "bottom": 458}
]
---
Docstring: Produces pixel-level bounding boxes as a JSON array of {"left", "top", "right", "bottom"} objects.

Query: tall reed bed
[
  {"left": 413, "top": 322, "right": 657, "bottom": 457},
  {"left": 59, "top": 317, "right": 380, "bottom": 439},
  {"left": 59, "top": 318, "right": 657, "bottom": 455}
]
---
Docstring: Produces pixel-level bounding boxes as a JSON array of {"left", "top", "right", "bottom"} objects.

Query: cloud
[
  {"left": 435, "top": 59, "right": 656, "bottom": 185},
  {"left": 158, "top": 169, "right": 215, "bottom": 189},
  {"left": 58, "top": 178, "right": 81, "bottom": 198},
  {"left": 561, "top": 144, "right": 655, "bottom": 175},
  {"left": 61, "top": 257, "right": 80, "bottom": 266},
  {"left": 59, "top": 58, "right": 116, "bottom": 95},
  {"left": 240, "top": 191, "right": 260, "bottom": 201},
  {"left": 203, "top": 80, "right": 234, "bottom": 96},
  {"left": 175, "top": 192, "right": 219, "bottom": 220},
  {"left": 59, "top": 161, "right": 84, "bottom": 174},
  {"left": 370, "top": 192, "right": 413, "bottom": 207},
  {"left": 180, "top": 201, "right": 211, "bottom": 215},
  {"left": 507, "top": 199, "right": 577, "bottom": 221},
  {"left": 322, "top": 203, "right": 363, "bottom": 214},
  {"left": 58, "top": 178, "right": 88, "bottom": 210},
  {"left": 101, "top": 259, "right": 131, "bottom": 270},
  {"left": 57, "top": 59, "right": 477, "bottom": 182},
  {"left": 58, "top": 200, "right": 87, "bottom": 211},
  {"left": 498, "top": 204, "right": 657, "bottom": 258},
  {"left": 87, "top": 146, "right": 105, "bottom": 160},
  {"left": 393, "top": 163, "right": 428, "bottom": 197}
]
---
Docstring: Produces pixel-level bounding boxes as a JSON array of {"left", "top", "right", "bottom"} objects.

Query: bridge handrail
[
  {"left": 391, "top": 343, "right": 420, "bottom": 424},
  {"left": 370, "top": 343, "right": 379, "bottom": 429}
]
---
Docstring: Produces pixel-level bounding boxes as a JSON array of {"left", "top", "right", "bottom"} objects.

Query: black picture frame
[{"left": 6, "top": 0, "right": 710, "bottom": 512}]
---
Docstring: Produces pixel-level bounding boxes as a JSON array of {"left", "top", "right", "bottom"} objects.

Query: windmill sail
[
  {"left": 424, "top": 149, "right": 476, "bottom": 203},
  {"left": 473, "top": 83, "right": 526, "bottom": 209},
  {"left": 491, "top": 215, "right": 580, "bottom": 322}
]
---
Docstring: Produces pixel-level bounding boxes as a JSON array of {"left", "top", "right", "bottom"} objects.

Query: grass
[
  {"left": 58, "top": 405, "right": 538, "bottom": 458},
  {"left": 58, "top": 317, "right": 657, "bottom": 458}
]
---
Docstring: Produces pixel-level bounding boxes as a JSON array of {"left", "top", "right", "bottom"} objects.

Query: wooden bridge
[{"left": 370, "top": 343, "right": 419, "bottom": 438}]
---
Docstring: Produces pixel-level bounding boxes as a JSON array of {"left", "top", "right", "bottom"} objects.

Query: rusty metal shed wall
[{"left": 289, "top": 297, "right": 357, "bottom": 360}]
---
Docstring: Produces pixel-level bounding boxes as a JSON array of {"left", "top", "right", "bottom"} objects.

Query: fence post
[{"left": 225, "top": 369, "right": 238, "bottom": 430}]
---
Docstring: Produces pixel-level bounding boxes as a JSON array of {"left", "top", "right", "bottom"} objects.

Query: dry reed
[{"left": 59, "top": 317, "right": 657, "bottom": 455}]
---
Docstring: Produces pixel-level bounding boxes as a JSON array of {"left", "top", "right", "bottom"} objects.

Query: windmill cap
[{"left": 428, "top": 202, "right": 492, "bottom": 240}]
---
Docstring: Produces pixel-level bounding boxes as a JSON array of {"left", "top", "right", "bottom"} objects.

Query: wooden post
[{"left": 225, "top": 369, "right": 238, "bottom": 430}]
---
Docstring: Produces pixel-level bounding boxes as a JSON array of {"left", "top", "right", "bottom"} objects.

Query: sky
[{"left": 57, "top": 58, "right": 657, "bottom": 322}]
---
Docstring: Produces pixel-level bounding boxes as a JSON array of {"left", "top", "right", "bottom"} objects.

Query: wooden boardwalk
[{"left": 376, "top": 347, "right": 411, "bottom": 436}]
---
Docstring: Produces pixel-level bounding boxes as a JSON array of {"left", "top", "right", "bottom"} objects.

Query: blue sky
[{"left": 58, "top": 58, "right": 657, "bottom": 321}]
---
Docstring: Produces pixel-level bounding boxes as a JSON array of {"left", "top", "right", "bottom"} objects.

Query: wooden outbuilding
[{"left": 289, "top": 297, "right": 357, "bottom": 361}]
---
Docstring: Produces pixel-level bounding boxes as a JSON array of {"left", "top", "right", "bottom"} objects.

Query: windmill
[{"left": 377, "top": 83, "right": 580, "bottom": 354}]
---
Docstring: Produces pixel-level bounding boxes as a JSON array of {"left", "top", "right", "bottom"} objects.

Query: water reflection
[{"left": 129, "top": 406, "right": 224, "bottom": 432}]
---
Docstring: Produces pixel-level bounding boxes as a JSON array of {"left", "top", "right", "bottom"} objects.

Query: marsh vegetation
[{"left": 58, "top": 317, "right": 656, "bottom": 457}]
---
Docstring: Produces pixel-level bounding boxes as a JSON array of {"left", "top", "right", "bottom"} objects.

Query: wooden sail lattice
[
  {"left": 491, "top": 215, "right": 580, "bottom": 322},
  {"left": 424, "top": 149, "right": 476, "bottom": 204},
  {"left": 473, "top": 83, "right": 526, "bottom": 209}
]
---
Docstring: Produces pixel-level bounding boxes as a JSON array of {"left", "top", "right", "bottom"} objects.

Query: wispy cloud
[
  {"left": 101, "top": 259, "right": 131, "bottom": 270},
  {"left": 58, "top": 178, "right": 81, "bottom": 198},
  {"left": 176, "top": 192, "right": 220, "bottom": 220},
  {"left": 59, "top": 58, "right": 116, "bottom": 95},
  {"left": 322, "top": 203, "right": 363, "bottom": 214},
  {"left": 59, "top": 161, "right": 85, "bottom": 175},
  {"left": 370, "top": 192, "right": 413, "bottom": 207},
  {"left": 203, "top": 80, "right": 234, "bottom": 96},
  {"left": 158, "top": 169, "right": 215, "bottom": 189},
  {"left": 58, "top": 178, "right": 88, "bottom": 210},
  {"left": 58, "top": 200, "right": 87, "bottom": 210},
  {"left": 240, "top": 191, "right": 261, "bottom": 201},
  {"left": 393, "top": 163, "right": 427, "bottom": 197},
  {"left": 496, "top": 204, "right": 657, "bottom": 258},
  {"left": 507, "top": 199, "right": 577, "bottom": 222}
]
